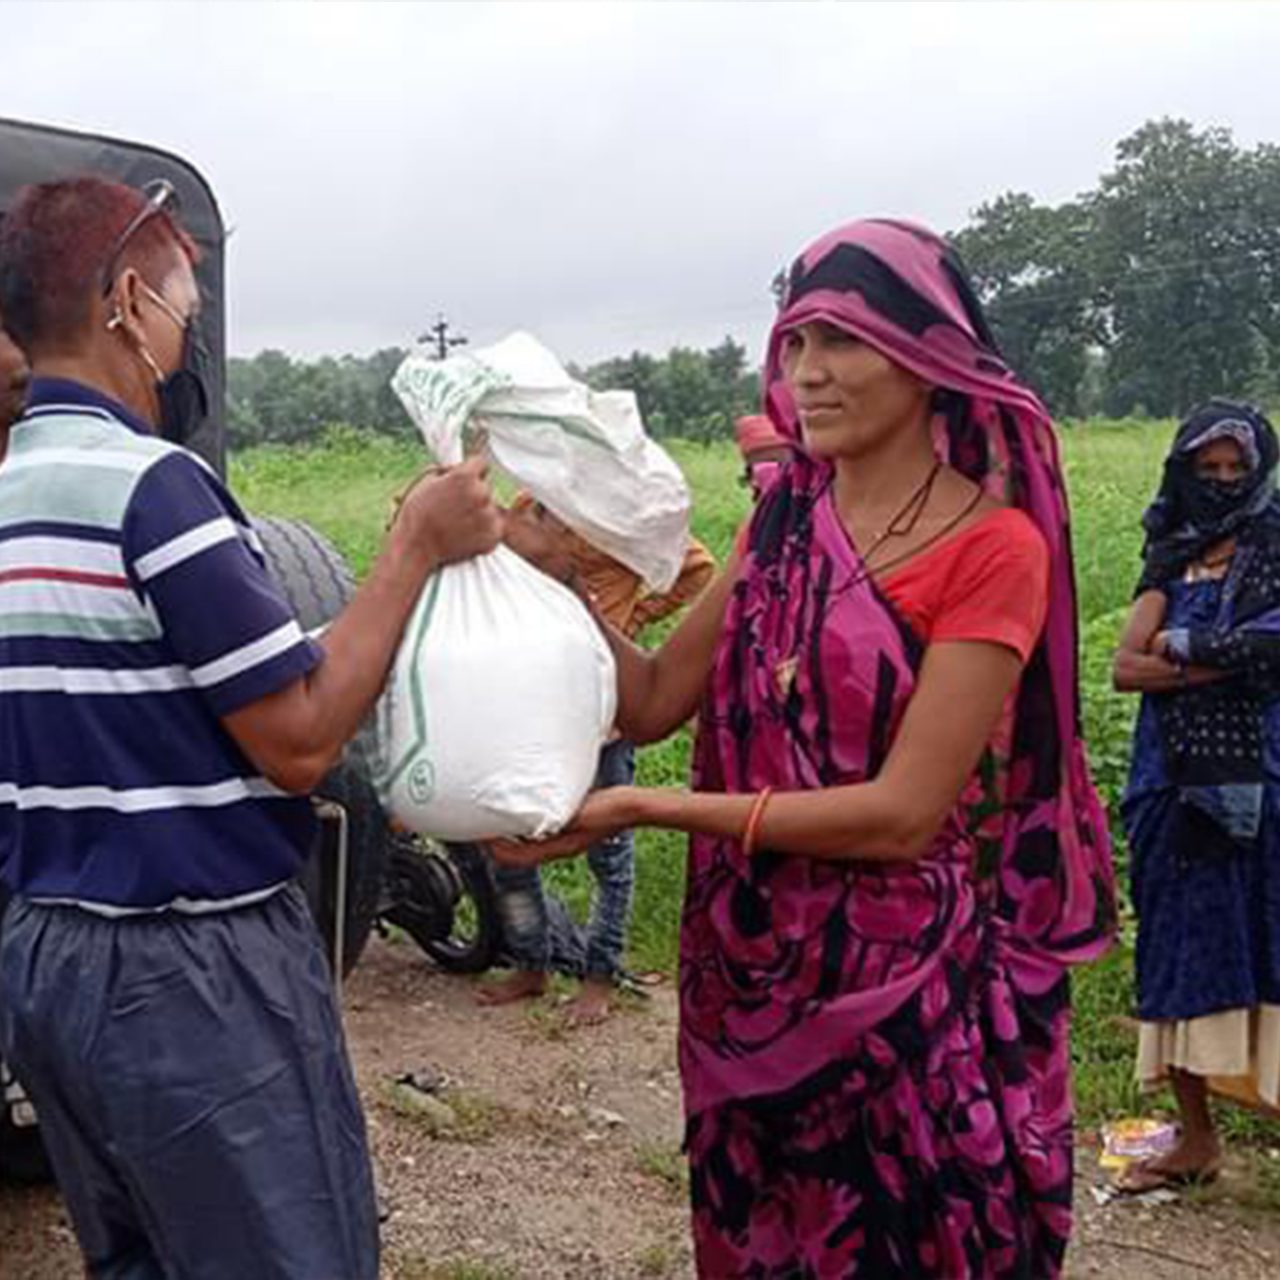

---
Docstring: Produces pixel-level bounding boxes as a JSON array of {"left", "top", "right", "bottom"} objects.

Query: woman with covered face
[
  {"left": 1113, "top": 401, "right": 1280, "bottom": 1192},
  {"left": 496, "top": 219, "right": 1114, "bottom": 1278}
]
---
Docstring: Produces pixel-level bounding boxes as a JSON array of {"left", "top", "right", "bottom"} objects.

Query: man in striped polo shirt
[{"left": 0, "top": 178, "right": 501, "bottom": 1279}]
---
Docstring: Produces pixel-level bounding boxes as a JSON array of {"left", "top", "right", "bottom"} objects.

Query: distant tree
[
  {"left": 227, "top": 346, "right": 414, "bottom": 447},
  {"left": 580, "top": 337, "right": 759, "bottom": 442},
  {"left": 952, "top": 193, "right": 1097, "bottom": 416},
  {"left": 582, "top": 350, "right": 663, "bottom": 421},
  {"left": 950, "top": 119, "right": 1280, "bottom": 419},
  {"left": 1089, "top": 118, "right": 1277, "bottom": 415}
]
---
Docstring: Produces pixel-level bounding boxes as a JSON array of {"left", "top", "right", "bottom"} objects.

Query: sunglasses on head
[{"left": 99, "top": 179, "right": 180, "bottom": 298}]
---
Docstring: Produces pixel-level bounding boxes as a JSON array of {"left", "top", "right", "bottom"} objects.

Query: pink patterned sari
[{"left": 680, "top": 221, "right": 1114, "bottom": 1278}]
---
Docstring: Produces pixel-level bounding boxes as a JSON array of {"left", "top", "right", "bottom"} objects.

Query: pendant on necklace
[{"left": 774, "top": 656, "right": 800, "bottom": 698}]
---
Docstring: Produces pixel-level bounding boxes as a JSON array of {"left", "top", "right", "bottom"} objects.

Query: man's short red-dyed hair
[{"left": 0, "top": 175, "right": 199, "bottom": 353}]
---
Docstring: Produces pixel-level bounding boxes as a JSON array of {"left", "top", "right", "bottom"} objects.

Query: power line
[{"left": 978, "top": 257, "right": 1280, "bottom": 318}]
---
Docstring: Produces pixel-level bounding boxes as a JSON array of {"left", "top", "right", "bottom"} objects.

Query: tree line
[
  {"left": 227, "top": 338, "right": 760, "bottom": 449},
  {"left": 227, "top": 116, "right": 1280, "bottom": 447},
  {"left": 953, "top": 118, "right": 1280, "bottom": 418}
]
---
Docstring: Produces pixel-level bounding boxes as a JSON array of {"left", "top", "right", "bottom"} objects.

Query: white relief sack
[{"left": 374, "top": 545, "right": 616, "bottom": 840}]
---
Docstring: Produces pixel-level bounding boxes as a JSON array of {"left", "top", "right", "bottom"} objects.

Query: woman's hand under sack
[{"left": 489, "top": 787, "right": 645, "bottom": 867}]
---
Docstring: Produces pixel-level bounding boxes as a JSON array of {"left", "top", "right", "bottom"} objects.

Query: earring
[{"left": 106, "top": 312, "right": 124, "bottom": 332}]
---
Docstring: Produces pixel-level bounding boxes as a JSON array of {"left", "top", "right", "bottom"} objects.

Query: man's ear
[{"left": 104, "top": 267, "right": 149, "bottom": 349}]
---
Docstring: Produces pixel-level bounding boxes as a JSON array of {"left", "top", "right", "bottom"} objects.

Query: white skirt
[{"left": 1137, "top": 1004, "right": 1280, "bottom": 1110}]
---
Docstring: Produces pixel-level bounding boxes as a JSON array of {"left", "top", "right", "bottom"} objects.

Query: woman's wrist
[
  {"left": 627, "top": 786, "right": 763, "bottom": 841},
  {"left": 630, "top": 785, "right": 691, "bottom": 830}
]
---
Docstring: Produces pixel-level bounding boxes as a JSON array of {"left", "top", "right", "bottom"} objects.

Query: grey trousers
[{"left": 0, "top": 884, "right": 378, "bottom": 1280}]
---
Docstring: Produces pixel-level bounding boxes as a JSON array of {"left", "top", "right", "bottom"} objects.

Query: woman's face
[
  {"left": 1193, "top": 437, "right": 1249, "bottom": 485},
  {"left": 778, "top": 321, "right": 930, "bottom": 460}
]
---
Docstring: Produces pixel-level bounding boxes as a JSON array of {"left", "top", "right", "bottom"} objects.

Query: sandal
[{"left": 1114, "top": 1157, "right": 1221, "bottom": 1194}]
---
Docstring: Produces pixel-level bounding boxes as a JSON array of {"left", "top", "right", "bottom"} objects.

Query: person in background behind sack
[
  {"left": 477, "top": 495, "right": 715, "bottom": 1025},
  {"left": 734, "top": 412, "right": 791, "bottom": 501},
  {"left": 0, "top": 176, "right": 501, "bottom": 1280}
]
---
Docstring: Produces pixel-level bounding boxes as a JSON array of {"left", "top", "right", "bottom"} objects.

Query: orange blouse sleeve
[{"left": 931, "top": 511, "right": 1051, "bottom": 663}]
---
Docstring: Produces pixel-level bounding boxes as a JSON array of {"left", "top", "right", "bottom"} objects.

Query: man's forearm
[
  {"left": 305, "top": 531, "right": 441, "bottom": 757},
  {"left": 224, "top": 529, "right": 440, "bottom": 790}
]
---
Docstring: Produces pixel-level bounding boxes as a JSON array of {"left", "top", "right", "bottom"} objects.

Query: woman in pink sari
[{"left": 497, "top": 219, "right": 1114, "bottom": 1277}]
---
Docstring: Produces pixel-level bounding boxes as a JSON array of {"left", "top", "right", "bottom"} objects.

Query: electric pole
[{"left": 418, "top": 314, "right": 468, "bottom": 361}]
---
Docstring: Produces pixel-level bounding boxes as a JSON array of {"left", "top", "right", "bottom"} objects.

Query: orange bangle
[{"left": 741, "top": 787, "right": 775, "bottom": 859}]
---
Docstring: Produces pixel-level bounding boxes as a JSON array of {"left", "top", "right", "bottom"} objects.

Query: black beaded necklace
[{"left": 850, "top": 461, "right": 942, "bottom": 570}]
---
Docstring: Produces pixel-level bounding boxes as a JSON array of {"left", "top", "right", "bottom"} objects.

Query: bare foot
[
  {"left": 564, "top": 976, "right": 613, "bottom": 1028},
  {"left": 474, "top": 970, "right": 547, "bottom": 1007},
  {"left": 1116, "top": 1135, "right": 1222, "bottom": 1192}
]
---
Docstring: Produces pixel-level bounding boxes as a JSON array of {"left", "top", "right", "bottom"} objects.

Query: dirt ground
[{"left": 4, "top": 935, "right": 1280, "bottom": 1279}]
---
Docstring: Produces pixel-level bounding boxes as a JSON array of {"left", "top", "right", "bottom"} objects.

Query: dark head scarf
[{"left": 1139, "top": 399, "right": 1279, "bottom": 593}]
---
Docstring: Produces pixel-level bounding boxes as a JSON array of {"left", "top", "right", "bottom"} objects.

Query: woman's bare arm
[
  {"left": 1112, "top": 589, "right": 1225, "bottom": 692},
  {"left": 498, "top": 637, "right": 1027, "bottom": 866}
]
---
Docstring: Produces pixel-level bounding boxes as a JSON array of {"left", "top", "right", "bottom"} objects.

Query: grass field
[{"left": 231, "top": 421, "right": 1280, "bottom": 1152}]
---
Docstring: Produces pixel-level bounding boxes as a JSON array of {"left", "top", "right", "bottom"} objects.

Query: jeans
[{"left": 493, "top": 739, "right": 637, "bottom": 980}]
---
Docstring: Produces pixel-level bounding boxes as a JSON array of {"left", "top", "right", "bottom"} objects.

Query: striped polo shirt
[{"left": 0, "top": 378, "right": 323, "bottom": 913}]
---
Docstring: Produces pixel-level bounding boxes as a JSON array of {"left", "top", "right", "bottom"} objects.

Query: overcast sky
[{"left": 5, "top": 1, "right": 1280, "bottom": 366}]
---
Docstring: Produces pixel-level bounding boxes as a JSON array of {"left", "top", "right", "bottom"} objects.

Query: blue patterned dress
[{"left": 1124, "top": 576, "right": 1280, "bottom": 1024}]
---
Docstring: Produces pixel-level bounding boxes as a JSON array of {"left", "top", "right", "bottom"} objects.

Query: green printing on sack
[{"left": 375, "top": 571, "right": 445, "bottom": 797}]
